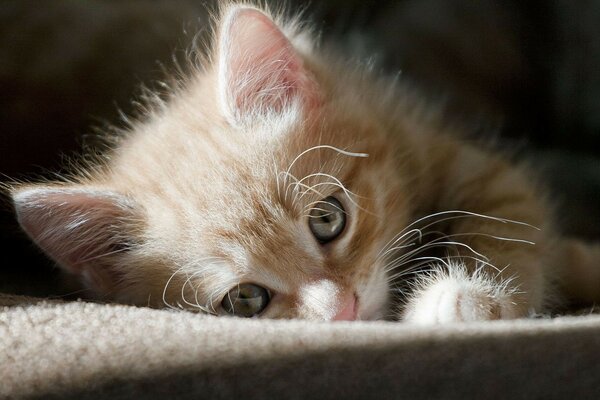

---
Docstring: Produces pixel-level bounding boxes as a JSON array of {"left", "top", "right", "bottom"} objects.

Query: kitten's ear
[
  {"left": 12, "top": 186, "right": 141, "bottom": 294},
  {"left": 217, "top": 7, "right": 319, "bottom": 125}
]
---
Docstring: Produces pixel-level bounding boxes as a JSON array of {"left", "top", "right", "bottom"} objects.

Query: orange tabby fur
[{"left": 8, "top": 2, "right": 598, "bottom": 322}]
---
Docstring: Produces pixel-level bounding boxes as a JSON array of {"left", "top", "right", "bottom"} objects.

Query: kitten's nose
[{"left": 333, "top": 293, "right": 357, "bottom": 321}]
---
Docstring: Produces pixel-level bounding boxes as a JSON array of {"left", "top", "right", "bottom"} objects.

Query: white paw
[{"left": 401, "top": 267, "right": 519, "bottom": 324}]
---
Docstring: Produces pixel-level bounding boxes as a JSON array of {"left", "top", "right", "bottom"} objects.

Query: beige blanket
[{"left": 1, "top": 294, "right": 599, "bottom": 399}]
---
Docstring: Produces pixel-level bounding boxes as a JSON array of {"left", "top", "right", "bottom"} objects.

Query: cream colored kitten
[{"left": 8, "top": 2, "right": 600, "bottom": 323}]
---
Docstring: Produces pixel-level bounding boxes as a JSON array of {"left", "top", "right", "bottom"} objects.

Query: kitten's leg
[
  {"left": 402, "top": 142, "right": 553, "bottom": 323},
  {"left": 402, "top": 263, "right": 520, "bottom": 324}
]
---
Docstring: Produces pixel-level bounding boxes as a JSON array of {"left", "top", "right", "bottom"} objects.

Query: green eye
[
  {"left": 308, "top": 196, "right": 346, "bottom": 243},
  {"left": 221, "top": 283, "right": 270, "bottom": 317}
]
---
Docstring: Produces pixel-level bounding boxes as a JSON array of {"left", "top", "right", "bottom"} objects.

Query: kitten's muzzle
[{"left": 333, "top": 293, "right": 358, "bottom": 321}]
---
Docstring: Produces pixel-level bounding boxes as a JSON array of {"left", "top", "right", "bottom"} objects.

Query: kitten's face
[
  {"left": 144, "top": 118, "right": 393, "bottom": 321},
  {"left": 11, "top": 6, "right": 409, "bottom": 320}
]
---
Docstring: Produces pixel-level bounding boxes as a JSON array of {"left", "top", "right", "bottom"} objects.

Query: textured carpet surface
[{"left": 2, "top": 294, "right": 600, "bottom": 399}]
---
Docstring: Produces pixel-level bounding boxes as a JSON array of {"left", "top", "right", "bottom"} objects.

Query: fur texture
[{"left": 7, "top": 2, "right": 599, "bottom": 322}]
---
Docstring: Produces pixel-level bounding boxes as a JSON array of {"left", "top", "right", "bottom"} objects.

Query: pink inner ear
[
  {"left": 218, "top": 8, "right": 319, "bottom": 122},
  {"left": 13, "top": 188, "right": 134, "bottom": 276}
]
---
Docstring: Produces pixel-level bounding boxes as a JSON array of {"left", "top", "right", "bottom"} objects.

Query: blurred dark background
[{"left": 1, "top": 0, "right": 599, "bottom": 297}]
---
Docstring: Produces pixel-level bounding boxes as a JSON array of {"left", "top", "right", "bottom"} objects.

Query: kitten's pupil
[
  {"left": 222, "top": 283, "right": 270, "bottom": 317},
  {"left": 308, "top": 196, "right": 346, "bottom": 243}
]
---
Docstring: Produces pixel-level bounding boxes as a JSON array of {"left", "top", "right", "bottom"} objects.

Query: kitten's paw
[{"left": 401, "top": 266, "right": 519, "bottom": 324}]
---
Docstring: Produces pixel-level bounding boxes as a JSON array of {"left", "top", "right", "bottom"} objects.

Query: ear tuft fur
[
  {"left": 12, "top": 186, "right": 142, "bottom": 293},
  {"left": 217, "top": 6, "right": 319, "bottom": 126}
]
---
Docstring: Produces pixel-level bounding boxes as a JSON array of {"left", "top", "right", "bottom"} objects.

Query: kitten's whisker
[
  {"left": 379, "top": 210, "right": 539, "bottom": 262},
  {"left": 449, "top": 233, "right": 536, "bottom": 245},
  {"left": 454, "top": 255, "right": 500, "bottom": 273},
  {"left": 162, "top": 256, "right": 225, "bottom": 313},
  {"left": 210, "top": 279, "right": 242, "bottom": 315},
  {"left": 282, "top": 145, "right": 370, "bottom": 212},
  {"left": 385, "top": 255, "right": 451, "bottom": 275},
  {"left": 387, "top": 264, "right": 440, "bottom": 281},
  {"left": 385, "top": 244, "right": 496, "bottom": 272},
  {"left": 433, "top": 229, "right": 533, "bottom": 247},
  {"left": 193, "top": 278, "right": 211, "bottom": 314},
  {"left": 187, "top": 256, "right": 234, "bottom": 314},
  {"left": 385, "top": 229, "right": 496, "bottom": 263},
  {"left": 376, "top": 228, "right": 423, "bottom": 261},
  {"left": 387, "top": 263, "right": 444, "bottom": 282},
  {"left": 382, "top": 229, "right": 531, "bottom": 267},
  {"left": 385, "top": 249, "right": 503, "bottom": 290},
  {"left": 402, "top": 240, "right": 490, "bottom": 265},
  {"left": 379, "top": 221, "right": 531, "bottom": 294},
  {"left": 285, "top": 145, "right": 368, "bottom": 183},
  {"left": 290, "top": 181, "right": 328, "bottom": 205},
  {"left": 180, "top": 265, "right": 206, "bottom": 311},
  {"left": 162, "top": 264, "right": 190, "bottom": 311},
  {"left": 181, "top": 270, "right": 203, "bottom": 310},
  {"left": 302, "top": 199, "right": 346, "bottom": 215},
  {"left": 296, "top": 172, "right": 373, "bottom": 214},
  {"left": 407, "top": 215, "right": 538, "bottom": 249},
  {"left": 389, "top": 268, "right": 439, "bottom": 283},
  {"left": 181, "top": 270, "right": 217, "bottom": 314},
  {"left": 378, "top": 228, "right": 423, "bottom": 256},
  {"left": 491, "top": 264, "right": 513, "bottom": 281},
  {"left": 378, "top": 228, "right": 423, "bottom": 258},
  {"left": 295, "top": 172, "right": 360, "bottom": 197},
  {"left": 278, "top": 171, "right": 300, "bottom": 204},
  {"left": 295, "top": 182, "right": 339, "bottom": 206},
  {"left": 304, "top": 208, "right": 336, "bottom": 218},
  {"left": 416, "top": 210, "right": 539, "bottom": 232}
]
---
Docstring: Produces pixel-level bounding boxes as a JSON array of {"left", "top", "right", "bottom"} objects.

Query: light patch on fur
[{"left": 298, "top": 279, "right": 341, "bottom": 320}]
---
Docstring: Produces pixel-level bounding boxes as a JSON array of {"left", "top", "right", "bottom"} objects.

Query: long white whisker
[
  {"left": 380, "top": 229, "right": 534, "bottom": 268},
  {"left": 162, "top": 264, "right": 189, "bottom": 311},
  {"left": 400, "top": 240, "right": 490, "bottom": 265},
  {"left": 162, "top": 256, "right": 227, "bottom": 313},
  {"left": 386, "top": 253, "right": 501, "bottom": 279},
  {"left": 278, "top": 171, "right": 300, "bottom": 204},
  {"left": 378, "top": 210, "right": 538, "bottom": 262},
  {"left": 292, "top": 182, "right": 329, "bottom": 205},
  {"left": 387, "top": 256, "right": 451, "bottom": 274},
  {"left": 285, "top": 145, "right": 368, "bottom": 181},
  {"left": 376, "top": 228, "right": 424, "bottom": 261},
  {"left": 295, "top": 172, "right": 370, "bottom": 214}
]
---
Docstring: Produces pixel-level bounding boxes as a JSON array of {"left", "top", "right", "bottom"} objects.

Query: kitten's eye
[
  {"left": 221, "top": 283, "right": 270, "bottom": 317},
  {"left": 308, "top": 196, "right": 346, "bottom": 243}
]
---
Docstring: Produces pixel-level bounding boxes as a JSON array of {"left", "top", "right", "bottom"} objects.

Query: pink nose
[{"left": 333, "top": 293, "right": 357, "bottom": 321}]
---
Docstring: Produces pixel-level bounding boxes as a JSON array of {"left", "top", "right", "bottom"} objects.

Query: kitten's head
[{"left": 11, "top": 5, "right": 411, "bottom": 320}]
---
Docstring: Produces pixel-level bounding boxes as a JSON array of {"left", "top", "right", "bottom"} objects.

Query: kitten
[{"left": 7, "top": 2, "right": 600, "bottom": 323}]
